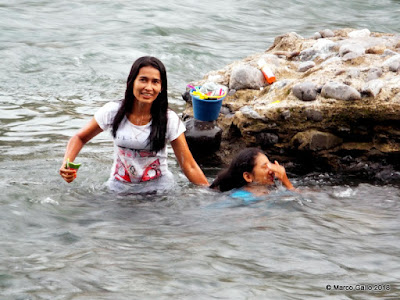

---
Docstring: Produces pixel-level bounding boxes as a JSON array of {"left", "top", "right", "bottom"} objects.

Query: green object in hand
[{"left": 66, "top": 158, "right": 81, "bottom": 170}]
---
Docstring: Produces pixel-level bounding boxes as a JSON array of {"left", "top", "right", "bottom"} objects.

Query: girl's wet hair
[
  {"left": 210, "top": 147, "right": 264, "bottom": 192},
  {"left": 112, "top": 56, "right": 168, "bottom": 152}
]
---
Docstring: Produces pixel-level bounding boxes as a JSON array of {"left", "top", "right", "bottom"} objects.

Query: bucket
[{"left": 191, "top": 93, "right": 225, "bottom": 121}]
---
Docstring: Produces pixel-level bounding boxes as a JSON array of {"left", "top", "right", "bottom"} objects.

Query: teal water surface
[{"left": 1, "top": 0, "right": 400, "bottom": 299}]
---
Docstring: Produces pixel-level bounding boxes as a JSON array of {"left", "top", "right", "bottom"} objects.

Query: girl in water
[{"left": 210, "top": 147, "right": 294, "bottom": 198}]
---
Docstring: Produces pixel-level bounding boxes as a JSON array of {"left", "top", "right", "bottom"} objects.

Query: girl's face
[
  {"left": 133, "top": 66, "right": 162, "bottom": 105},
  {"left": 250, "top": 153, "right": 275, "bottom": 185}
]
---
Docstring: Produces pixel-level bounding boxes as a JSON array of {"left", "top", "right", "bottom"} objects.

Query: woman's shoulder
[
  {"left": 94, "top": 100, "right": 123, "bottom": 129},
  {"left": 166, "top": 109, "right": 183, "bottom": 126}
]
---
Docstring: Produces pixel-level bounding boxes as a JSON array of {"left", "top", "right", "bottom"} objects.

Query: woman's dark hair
[
  {"left": 112, "top": 56, "right": 168, "bottom": 152},
  {"left": 210, "top": 147, "right": 263, "bottom": 192}
]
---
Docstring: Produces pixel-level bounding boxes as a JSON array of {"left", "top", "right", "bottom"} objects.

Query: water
[{"left": 1, "top": 0, "right": 400, "bottom": 299}]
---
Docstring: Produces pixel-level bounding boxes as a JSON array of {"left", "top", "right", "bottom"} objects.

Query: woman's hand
[
  {"left": 59, "top": 118, "right": 103, "bottom": 183},
  {"left": 59, "top": 163, "right": 77, "bottom": 183}
]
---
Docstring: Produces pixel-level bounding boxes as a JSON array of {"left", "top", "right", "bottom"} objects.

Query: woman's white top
[{"left": 94, "top": 101, "right": 185, "bottom": 187}]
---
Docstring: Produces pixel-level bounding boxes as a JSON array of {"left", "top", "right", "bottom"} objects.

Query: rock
[
  {"left": 383, "top": 49, "right": 399, "bottom": 57},
  {"left": 320, "top": 29, "right": 335, "bottom": 38},
  {"left": 239, "top": 106, "right": 266, "bottom": 120},
  {"left": 292, "top": 82, "right": 318, "bottom": 101},
  {"left": 366, "top": 45, "right": 385, "bottom": 54},
  {"left": 321, "top": 81, "right": 361, "bottom": 100},
  {"left": 305, "top": 109, "right": 323, "bottom": 122},
  {"left": 184, "top": 28, "right": 400, "bottom": 181},
  {"left": 366, "top": 67, "right": 383, "bottom": 81},
  {"left": 229, "top": 64, "right": 265, "bottom": 90},
  {"left": 313, "top": 32, "right": 322, "bottom": 39},
  {"left": 393, "top": 92, "right": 400, "bottom": 103},
  {"left": 339, "top": 44, "right": 366, "bottom": 58},
  {"left": 255, "top": 132, "right": 279, "bottom": 147},
  {"left": 268, "top": 32, "right": 304, "bottom": 52},
  {"left": 320, "top": 56, "right": 341, "bottom": 67},
  {"left": 313, "top": 39, "right": 336, "bottom": 52},
  {"left": 299, "top": 48, "right": 317, "bottom": 61},
  {"left": 348, "top": 28, "right": 371, "bottom": 38},
  {"left": 219, "top": 106, "right": 232, "bottom": 116},
  {"left": 362, "top": 79, "right": 384, "bottom": 97},
  {"left": 281, "top": 110, "right": 291, "bottom": 120},
  {"left": 291, "top": 130, "right": 343, "bottom": 151},
  {"left": 184, "top": 118, "right": 222, "bottom": 157},
  {"left": 383, "top": 54, "right": 400, "bottom": 72},
  {"left": 298, "top": 61, "right": 316, "bottom": 72},
  {"left": 346, "top": 68, "right": 361, "bottom": 79},
  {"left": 181, "top": 90, "right": 191, "bottom": 102}
]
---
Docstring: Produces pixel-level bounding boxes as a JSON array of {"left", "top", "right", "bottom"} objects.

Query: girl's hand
[
  {"left": 59, "top": 163, "right": 77, "bottom": 183},
  {"left": 268, "top": 160, "right": 294, "bottom": 190},
  {"left": 267, "top": 161, "right": 286, "bottom": 181}
]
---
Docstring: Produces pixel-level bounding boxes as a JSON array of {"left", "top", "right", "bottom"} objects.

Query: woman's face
[
  {"left": 250, "top": 153, "right": 275, "bottom": 185},
  {"left": 133, "top": 66, "right": 162, "bottom": 105}
]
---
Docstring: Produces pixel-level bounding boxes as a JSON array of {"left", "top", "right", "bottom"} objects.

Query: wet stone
[
  {"left": 367, "top": 67, "right": 383, "bottom": 81},
  {"left": 305, "top": 109, "right": 323, "bottom": 122},
  {"left": 298, "top": 61, "right": 316, "bottom": 72},
  {"left": 299, "top": 48, "right": 317, "bottom": 61},
  {"left": 184, "top": 118, "right": 222, "bottom": 156},
  {"left": 339, "top": 44, "right": 366, "bottom": 58},
  {"left": 291, "top": 130, "right": 343, "bottom": 151},
  {"left": 321, "top": 81, "right": 361, "bottom": 101},
  {"left": 292, "top": 82, "right": 318, "bottom": 101},
  {"left": 383, "top": 55, "right": 400, "bottom": 72},
  {"left": 320, "top": 29, "right": 335, "bottom": 38},
  {"left": 256, "top": 132, "right": 279, "bottom": 147},
  {"left": 362, "top": 79, "right": 384, "bottom": 97},
  {"left": 229, "top": 64, "right": 265, "bottom": 90},
  {"left": 348, "top": 28, "right": 371, "bottom": 38}
]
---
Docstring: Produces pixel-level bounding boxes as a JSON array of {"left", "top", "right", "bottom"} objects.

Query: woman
[
  {"left": 210, "top": 148, "right": 294, "bottom": 198},
  {"left": 60, "top": 56, "right": 209, "bottom": 192}
]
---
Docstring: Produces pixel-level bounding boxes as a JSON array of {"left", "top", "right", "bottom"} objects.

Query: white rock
[
  {"left": 313, "top": 32, "right": 322, "bottom": 39},
  {"left": 239, "top": 106, "right": 264, "bottom": 119},
  {"left": 383, "top": 55, "right": 400, "bottom": 72},
  {"left": 229, "top": 64, "right": 265, "bottom": 90},
  {"left": 320, "top": 29, "right": 335, "bottom": 38},
  {"left": 312, "top": 39, "right": 336, "bottom": 52},
  {"left": 362, "top": 79, "right": 384, "bottom": 97},
  {"left": 367, "top": 67, "right": 383, "bottom": 81},
  {"left": 339, "top": 44, "right": 366, "bottom": 57},
  {"left": 348, "top": 29, "right": 371, "bottom": 38}
]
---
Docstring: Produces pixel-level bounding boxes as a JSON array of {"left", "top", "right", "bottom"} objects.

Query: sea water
[{"left": 1, "top": 0, "right": 399, "bottom": 298}]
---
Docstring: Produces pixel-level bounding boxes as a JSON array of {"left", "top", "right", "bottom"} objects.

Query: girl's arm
[
  {"left": 170, "top": 133, "right": 209, "bottom": 186},
  {"left": 268, "top": 161, "right": 295, "bottom": 191},
  {"left": 60, "top": 118, "right": 103, "bottom": 183}
]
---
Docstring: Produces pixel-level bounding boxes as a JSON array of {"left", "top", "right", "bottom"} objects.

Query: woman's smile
[{"left": 133, "top": 66, "right": 162, "bottom": 104}]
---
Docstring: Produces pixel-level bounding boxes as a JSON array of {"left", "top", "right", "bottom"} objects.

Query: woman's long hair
[
  {"left": 112, "top": 56, "right": 168, "bottom": 153},
  {"left": 210, "top": 148, "right": 263, "bottom": 192}
]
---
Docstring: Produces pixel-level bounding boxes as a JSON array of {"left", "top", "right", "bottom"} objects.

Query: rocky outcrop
[{"left": 183, "top": 28, "right": 400, "bottom": 181}]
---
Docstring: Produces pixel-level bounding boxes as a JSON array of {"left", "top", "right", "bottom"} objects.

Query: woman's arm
[
  {"left": 170, "top": 133, "right": 209, "bottom": 186},
  {"left": 59, "top": 117, "right": 103, "bottom": 183}
]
